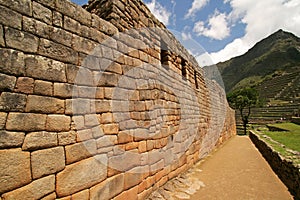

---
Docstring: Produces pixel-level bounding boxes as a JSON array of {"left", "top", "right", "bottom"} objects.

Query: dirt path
[{"left": 189, "top": 136, "right": 292, "bottom": 200}]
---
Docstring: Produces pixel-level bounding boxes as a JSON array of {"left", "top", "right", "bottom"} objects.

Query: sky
[{"left": 72, "top": 0, "right": 300, "bottom": 66}]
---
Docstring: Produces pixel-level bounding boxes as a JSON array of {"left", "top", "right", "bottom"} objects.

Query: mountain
[{"left": 215, "top": 29, "right": 300, "bottom": 93}]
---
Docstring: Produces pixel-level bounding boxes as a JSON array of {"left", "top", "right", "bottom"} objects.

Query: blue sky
[{"left": 72, "top": 0, "right": 300, "bottom": 65}]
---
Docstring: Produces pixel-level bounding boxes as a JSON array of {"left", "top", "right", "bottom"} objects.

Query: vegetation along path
[{"left": 188, "top": 136, "right": 292, "bottom": 200}]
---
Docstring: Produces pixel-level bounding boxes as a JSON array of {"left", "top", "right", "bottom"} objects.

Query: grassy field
[{"left": 262, "top": 123, "right": 300, "bottom": 152}]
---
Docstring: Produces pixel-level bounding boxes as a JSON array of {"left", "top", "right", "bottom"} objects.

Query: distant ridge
[{"left": 214, "top": 29, "right": 300, "bottom": 94}]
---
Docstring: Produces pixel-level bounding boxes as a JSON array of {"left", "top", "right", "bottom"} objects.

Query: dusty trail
[{"left": 189, "top": 136, "right": 292, "bottom": 200}]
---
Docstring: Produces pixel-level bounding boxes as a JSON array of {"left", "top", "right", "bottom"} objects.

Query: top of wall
[{"left": 85, "top": 0, "right": 202, "bottom": 73}]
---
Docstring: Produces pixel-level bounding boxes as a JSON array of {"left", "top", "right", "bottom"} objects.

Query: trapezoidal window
[
  {"left": 194, "top": 70, "right": 199, "bottom": 89},
  {"left": 181, "top": 59, "right": 187, "bottom": 80},
  {"left": 160, "top": 40, "right": 169, "bottom": 70}
]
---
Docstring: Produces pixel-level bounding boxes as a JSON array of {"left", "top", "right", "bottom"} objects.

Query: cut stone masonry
[{"left": 0, "top": 0, "right": 236, "bottom": 199}]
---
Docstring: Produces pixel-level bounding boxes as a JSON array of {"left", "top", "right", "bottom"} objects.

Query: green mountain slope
[{"left": 216, "top": 29, "right": 300, "bottom": 93}]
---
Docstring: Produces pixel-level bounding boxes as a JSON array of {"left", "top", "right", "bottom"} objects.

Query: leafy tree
[{"left": 227, "top": 87, "right": 259, "bottom": 135}]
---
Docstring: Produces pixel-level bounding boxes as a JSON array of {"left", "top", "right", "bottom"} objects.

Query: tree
[{"left": 227, "top": 87, "right": 259, "bottom": 135}]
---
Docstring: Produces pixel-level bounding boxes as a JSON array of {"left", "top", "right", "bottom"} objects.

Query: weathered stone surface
[
  {"left": 50, "top": 27, "right": 73, "bottom": 47},
  {"left": 22, "top": 131, "right": 57, "bottom": 151},
  {"left": 0, "top": 92, "right": 26, "bottom": 112},
  {"left": 23, "top": 16, "right": 51, "bottom": 38},
  {"left": 0, "top": 25, "right": 4, "bottom": 46},
  {"left": 5, "top": 27, "right": 38, "bottom": 53},
  {"left": 101, "top": 124, "right": 119, "bottom": 135},
  {"left": 0, "top": 149, "right": 31, "bottom": 194},
  {"left": 2, "top": 175, "right": 55, "bottom": 200},
  {"left": 53, "top": 11, "right": 63, "bottom": 27},
  {"left": 93, "top": 100, "right": 111, "bottom": 113},
  {"left": 34, "top": 80, "right": 53, "bottom": 96},
  {"left": 65, "top": 139, "right": 97, "bottom": 164},
  {"left": 38, "top": 38, "right": 78, "bottom": 64},
  {"left": 46, "top": 115, "right": 71, "bottom": 132},
  {"left": 0, "top": 112, "right": 7, "bottom": 129},
  {"left": 72, "top": 35, "right": 97, "bottom": 55},
  {"left": 124, "top": 169, "right": 145, "bottom": 190},
  {"left": 0, "top": 5, "right": 22, "bottom": 29},
  {"left": 66, "top": 99, "right": 91, "bottom": 115},
  {"left": 25, "top": 55, "right": 67, "bottom": 82},
  {"left": 0, "top": 0, "right": 32, "bottom": 16},
  {"left": 91, "top": 14, "right": 118, "bottom": 36},
  {"left": 64, "top": 16, "right": 81, "bottom": 34},
  {"left": 14, "top": 77, "right": 34, "bottom": 94},
  {"left": 31, "top": 147, "right": 65, "bottom": 179},
  {"left": 0, "top": 48, "right": 25, "bottom": 76},
  {"left": 58, "top": 131, "right": 76, "bottom": 146},
  {"left": 71, "top": 189, "right": 89, "bottom": 200},
  {"left": 90, "top": 173, "right": 124, "bottom": 200},
  {"left": 114, "top": 185, "right": 138, "bottom": 200},
  {"left": 56, "top": 155, "right": 108, "bottom": 197},
  {"left": 25, "top": 95, "right": 65, "bottom": 114},
  {"left": 32, "top": 1, "right": 52, "bottom": 24},
  {"left": 41, "top": 192, "right": 57, "bottom": 200},
  {"left": 0, "top": 130, "right": 25, "bottom": 148},
  {"left": 84, "top": 114, "right": 99, "bottom": 127},
  {"left": 6, "top": 113, "right": 47, "bottom": 131},
  {"left": 0, "top": 73, "right": 16, "bottom": 91},
  {"left": 54, "top": 83, "right": 75, "bottom": 99}
]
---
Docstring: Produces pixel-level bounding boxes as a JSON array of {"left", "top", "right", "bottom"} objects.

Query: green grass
[{"left": 262, "top": 123, "right": 300, "bottom": 152}]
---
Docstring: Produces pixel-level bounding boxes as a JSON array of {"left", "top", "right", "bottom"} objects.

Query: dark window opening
[
  {"left": 194, "top": 70, "right": 199, "bottom": 89},
  {"left": 160, "top": 40, "right": 170, "bottom": 70},
  {"left": 181, "top": 59, "right": 187, "bottom": 80}
]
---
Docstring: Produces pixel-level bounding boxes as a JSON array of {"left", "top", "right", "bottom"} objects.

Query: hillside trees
[{"left": 227, "top": 87, "right": 259, "bottom": 135}]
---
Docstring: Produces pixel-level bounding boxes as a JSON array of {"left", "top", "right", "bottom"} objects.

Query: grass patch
[{"left": 262, "top": 123, "right": 300, "bottom": 152}]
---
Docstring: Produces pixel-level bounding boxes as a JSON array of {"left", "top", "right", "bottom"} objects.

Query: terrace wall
[{"left": 0, "top": 0, "right": 236, "bottom": 199}]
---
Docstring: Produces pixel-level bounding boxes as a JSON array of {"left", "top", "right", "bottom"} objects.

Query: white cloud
[
  {"left": 208, "top": 0, "right": 300, "bottom": 63},
  {"left": 145, "top": 0, "right": 171, "bottom": 25},
  {"left": 193, "top": 11, "right": 230, "bottom": 40},
  {"left": 185, "top": 0, "right": 209, "bottom": 19}
]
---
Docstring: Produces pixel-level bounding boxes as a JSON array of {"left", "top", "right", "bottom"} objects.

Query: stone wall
[
  {"left": 0, "top": 0, "right": 236, "bottom": 199},
  {"left": 249, "top": 131, "right": 300, "bottom": 199}
]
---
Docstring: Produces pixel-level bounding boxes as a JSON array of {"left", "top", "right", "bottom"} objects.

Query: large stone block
[
  {"left": 6, "top": 113, "right": 47, "bottom": 131},
  {"left": 50, "top": 27, "right": 73, "bottom": 48},
  {"left": 58, "top": 131, "right": 76, "bottom": 146},
  {"left": 65, "top": 139, "right": 97, "bottom": 164},
  {"left": 0, "top": 0, "right": 32, "bottom": 16},
  {"left": 0, "top": 92, "right": 27, "bottom": 112},
  {"left": 0, "top": 73, "right": 16, "bottom": 91},
  {"left": 34, "top": 80, "right": 53, "bottom": 96},
  {"left": 46, "top": 115, "right": 71, "bottom": 132},
  {"left": 31, "top": 147, "right": 65, "bottom": 179},
  {"left": 0, "top": 149, "right": 31, "bottom": 194},
  {"left": 5, "top": 27, "right": 39, "bottom": 53},
  {"left": 1, "top": 175, "right": 55, "bottom": 200},
  {"left": 0, "top": 130, "right": 25, "bottom": 148},
  {"left": 56, "top": 155, "right": 108, "bottom": 197},
  {"left": 38, "top": 38, "right": 78, "bottom": 64},
  {"left": 14, "top": 77, "right": 34, "bottom": 94},
  {"left": 66, "top": 99, "right": 91, "bottom": 115},
  {"left": 91, "top": 14, "right": 118, "bottom": 36},
  {"left": 32, "top": 1, "right": 52, "bottom": 24},
  {"left": 0, "top": 5, "right": 22, "bottom": 29},
  {"left": 0, "top": 25, "right": 4, "bottom": 46},
  {"left": 90, "top": 174, "right": 124, "bottom": 200},
  {"left": 0, "top": 48, "right": 25, "bottom": 76},
  {"left": 71, "top": 189, "right": 89, "bottom": 200},
  {"left": 23, "top": 16, "right": 51, "bottom": 39},
  {"left": 0, "top": 112, "right": 7, "bottom": 129},
  {"left": 64, "top": 16, "right": 81, "bottom": 35},
  {"left": 25, "top": 55, "right": 67, "bottom": 82},
  {"left": 25, "top": 95, "right": 65, "bottom": 114},
  {"left": 114, "top": 185, "right": 138, "bottom": 200},
  {"left": 22, "top": 131, "right": 57, "bottom": 151}
]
